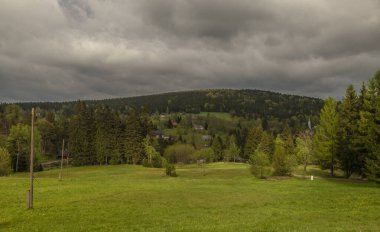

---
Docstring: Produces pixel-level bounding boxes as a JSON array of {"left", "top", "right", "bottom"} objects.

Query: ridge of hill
[{"left": 3, "top": 89, "right": 324, "bottom": 123}]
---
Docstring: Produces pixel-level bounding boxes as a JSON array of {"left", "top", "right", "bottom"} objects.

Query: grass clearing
[{"left": 1, "top": 163, "right": 379, "bottom": 231}]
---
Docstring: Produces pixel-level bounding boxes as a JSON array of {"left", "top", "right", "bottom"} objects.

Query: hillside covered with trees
[
  {"left": 10, "top": 89, "right": 323, "bottom": 127},
  {"left": 0, "top": 71, "right": 379, "bottom": 182}
]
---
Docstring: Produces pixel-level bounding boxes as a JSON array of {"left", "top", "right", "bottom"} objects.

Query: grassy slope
[{"left": 1, "top": 163, "right": 379, "bottom": 231}]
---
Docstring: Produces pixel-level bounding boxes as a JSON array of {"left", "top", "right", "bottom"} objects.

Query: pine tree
[
  {"left": 125, "top": 108, "right": 146, "bottom": 164},
  {"left": 68, "top": 101, "right": 96, "bottom": 166},
  {"left": 313, "top": 97, "right": 338, "bottom": 176},
  {"left": 361, "top": 71, "right": 380, "bottom": 181},
  {"left": 244, "top": 127, "right": 263, "bottom": 159},
  {"left": 281, "top": 124, "right": 295, "bottom": 157},
  {"left": 272, "top": 135, "right": 295, "bottom": 176},
  {"left": 353, "top": 83, "right": 369, "bottom": 176},
  {"left": 0, "top": 147, "right": 12, "bottom": 176},
  {"left": 249, "top": 134, "right": 271, "bottom": 178},
  {"left": 212, "top": 135, "right": 224, "bottom": 161},
  {"left": 336, "top": 85, "right": 359, "bottom": 178},
  {"left": 258, "top": 131, "right": 275, "bottom": 161}
]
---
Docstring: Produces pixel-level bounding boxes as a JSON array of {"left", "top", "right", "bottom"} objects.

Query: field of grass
[
  {"left": 199, "top": 112, "right": 236, "bottom": 121},
  {"left": 1, "top": 163, "right": 379, "bottom": 231}
]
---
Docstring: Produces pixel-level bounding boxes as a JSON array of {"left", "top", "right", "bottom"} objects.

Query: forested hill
[{"left": 9, "top": 89, "right": 323, "bottom": 121}]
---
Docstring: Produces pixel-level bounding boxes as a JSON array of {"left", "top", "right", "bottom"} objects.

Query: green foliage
[
  {"left": 249, "top": 148, "right": 270, "bottom": 178},
  {"left": 313, "top": 97, "right": 338, "bottom": 175},
  {"left": 281, "top": 124, "right": 295, "bottom": 157},
  {"left": 258, "top": 131, "right": 275, "bottom": 161},
  {"left": 211, "top": 135, "right": 224, "bottom": 161},
  {"left": 295, "top": 131, "right": 313, "bottom": 177},
  {"left": 14, "top": 89, "right": 324, "bottom": 134},
  {"left": 336, "top": 85, "right": 360, "bottom": 177},
  {"left": 164, "top": 143, "right": 195, "bottom": 164},
  {"left": 95, "top": 105, "right": 122, "bottom": 165},
  {"left": 244, "top": 127, "right": 263, "bottom": 159},
  {"left": 36, "top": 118, "right": 56, "bottom": 157},
  {"left": 193, "top": 148, "right": 215, "bottom": 163},
  {"left": 6, "top": 123, "right": 43, "bottom": 172},
  {"left": 125, "top": 108, "right": 152, "bottom": 164},
  {"left": 0, "top": 147, "right": 11, "bottom": 176},
  {"left": 165, "top": 163, "right": 177, "bottom": 177},
  {"left": 4, "top": 104, "right": 25, "bottom": 133},
  {"left": 225, "top": 135, "right": 240, "bottom": 162},
  {"left": 272, "top": 136, "right": 296, "bottom": 176},
  {"left": 143, "top": 136, "right": 167, "bottom": 168},
  {"left": 68, "top": 101, "right": 96, "bottom": 166},
  {"left": 360, "top": 71, "right": 380, "bottom": 181}
]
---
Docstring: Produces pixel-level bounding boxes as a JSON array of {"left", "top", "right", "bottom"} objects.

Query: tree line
[{"left": 0, "top": 72, "right": 379, "bottom": 181}]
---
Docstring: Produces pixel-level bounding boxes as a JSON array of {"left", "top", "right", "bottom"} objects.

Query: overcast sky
[{"left": 1, "top": 0, "right": 379, "bottom": 102}]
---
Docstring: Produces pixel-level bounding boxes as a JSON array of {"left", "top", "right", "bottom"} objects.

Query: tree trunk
[{"left": 303, "top": 161, "right": 307, "bottom": 179}]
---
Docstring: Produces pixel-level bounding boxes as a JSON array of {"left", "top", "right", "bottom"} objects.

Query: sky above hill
[{"left": 1, "top": 0, "right": 379, "bottom": 102}]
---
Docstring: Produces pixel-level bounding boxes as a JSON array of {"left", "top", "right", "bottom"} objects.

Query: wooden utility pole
[
  {"left": 16, "top": 140, "right": 20, "bottom": 172},
  {"left": 27, "top": 108, "right": 35, "bottom": 209},
  {"left": 59, "top": 139, "right": 65, "bottom": 180}
]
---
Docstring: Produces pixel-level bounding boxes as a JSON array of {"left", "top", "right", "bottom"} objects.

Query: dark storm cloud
[{"left": 0, "top": 0, "right": 379, "bottom": 102}]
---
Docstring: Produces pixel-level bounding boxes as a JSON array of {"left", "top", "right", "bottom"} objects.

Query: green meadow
[{"left": 1, "top": 163, "right": 379, "bottom": 231}]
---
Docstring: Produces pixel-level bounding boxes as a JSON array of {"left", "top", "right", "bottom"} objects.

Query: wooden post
[
  {"left": 28, "top": 108, "right": 35, "bottom": 209},
  {"left": 202, "top": 160, "right": 205, "bottom": 176},
  {"left": 59, "top": 139, "right": 65, "bottom": 180},
  {"left": 26, "top": 190, "right": 30, "bottom": 209},
  {"left": 16, "top": 140, "right": 20, "bottom": 172}
]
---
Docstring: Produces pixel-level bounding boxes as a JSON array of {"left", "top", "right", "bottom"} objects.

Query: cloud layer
[{"left": 1, "top": 0, "right": 379, "bottom": 102}]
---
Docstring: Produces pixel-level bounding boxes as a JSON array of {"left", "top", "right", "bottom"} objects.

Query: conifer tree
[
  {"left": 360, "top": 71, "right": 380, "bottom": 181},
  {"left": 212, "top": 135, "right": 224, "bottom": 161},
  {"left": 244, "top": 127, "right": 263, "bottom": 159},
  {"left": 249, "top": 135, "right": 271, "bottom": 178},
  {"left": 69, "top": 101, "right": 96, "bottom": 166},
  {"left": 281, "top": 124, "right": 295, "bottom": 157},
  {"left": 336, "top": 85, "right": 359, "bottom": 177},
  {"left": 313, "top": 97, "right": 338, "bottom": 176},
  {"left": 272, "top": 135, "right": 296, "bottom": 176},
  {"left": 0, "top": 147, "right": 11, "bottom": 176}
]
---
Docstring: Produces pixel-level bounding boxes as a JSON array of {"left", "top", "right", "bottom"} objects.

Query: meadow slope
[{"left": 1, "top": 163, "right": 379, "bottom": 231}]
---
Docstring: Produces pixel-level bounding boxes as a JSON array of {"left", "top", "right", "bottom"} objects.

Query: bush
[
  {"left": 165, "top": 163, "right": 177, "bottom": 177},
  {"left": 164, "top": 144, "right": 195, "bottom": 164},
  {"left": 249, "top": 150, "right": 270, "bottom": 178},
  {"left": 0, "top": 147, "right": 12, "bottom": 176},
  {"left": 142, "top": 155, "right": 167, "bottom": 168},
  {"left": 193, "top": 148, "right": 215, "bottom": 163}
]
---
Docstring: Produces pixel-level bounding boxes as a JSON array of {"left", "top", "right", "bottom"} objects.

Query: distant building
[
  {"left": 152, "top": 130, "right": 163, "bottom": 138},
  {"left": 194, "top": 124, "right": 204, "bottom": 130},
  {"left": 202, "top": 135, "right": 212, "bottom": 141},
  {"left": 171, "top": 120, "right": 178, "bottom": 127}
]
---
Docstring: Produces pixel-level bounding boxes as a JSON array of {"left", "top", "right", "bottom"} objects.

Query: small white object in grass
[{"left": 311, "top": 175, "right": 314, "bottom": 181}]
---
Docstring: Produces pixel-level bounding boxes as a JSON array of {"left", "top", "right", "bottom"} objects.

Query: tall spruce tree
[
  {"left": 360, "top": 71, "right": 380, "bottom": 181},
  {"left": 282, "top": 124, "right": 295, "bottom": 158},
  {"left": 272, "top": 135, "right": 296, "bottom": 176},
  {"left": 125, "top": 108, "right": 146, "bottom": 164},
  {"left": 337, "top": 85, "right": 359, "bottom": 178},
  {"left": 244, "top": 127, "right": 263, "bottom": 159},
  {"left": 212, "top": 135, "right": 224, "bottom": 161},
  {"left": 313, "top": 97, "right": 338, "bottom": 176},
  {"left": 68, "top": 101, "right": 96, "bottom": 166}
]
